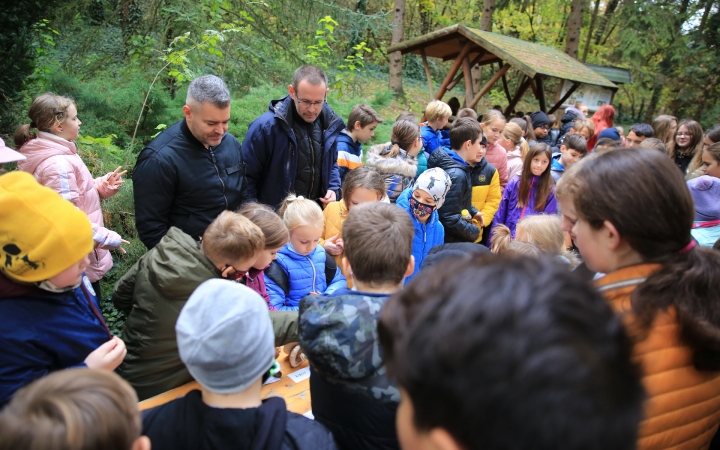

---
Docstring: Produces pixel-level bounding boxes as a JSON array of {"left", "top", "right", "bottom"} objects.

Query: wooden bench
[{"left": 138, "top": 348, "right": 312, "bottom": 415}]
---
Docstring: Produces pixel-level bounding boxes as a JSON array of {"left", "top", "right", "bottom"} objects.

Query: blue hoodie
[
  {"left": 550, "top": 153, "right": 565, "bottom": 183},
  {"left": 396, "top": 188, "right": 445, "bottom": 282}
]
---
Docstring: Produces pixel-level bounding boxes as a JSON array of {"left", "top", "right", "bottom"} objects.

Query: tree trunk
[
  {"left": 388, "top": 0, "right": 406, "bottom": 96},
  {"left": 471, "top": 0, "right": 496, "bottom": 98},
  {"left": 564, "top": 0, "right": 584, "bottom": 59},
  {"left": 480, "top": 0, "right": 496, "bottom": 31},
  {"left": 700, "top": 0, "right": 714, "bottom": 31},
  {"left": 581, "top": 0, "right": 600, "bottom": 62},
  {"left": 419, "top": 0, "right": 432, "bottom": 34},
  {"left": 594, "top": 0, "right": 620, "bottom": 45}
]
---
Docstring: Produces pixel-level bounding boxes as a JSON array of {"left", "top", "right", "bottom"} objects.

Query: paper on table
[
  {"left": 263, "top": 375, "right": 281, "bottom": 386},
  {"left": 287, "top": 366, "right": 311, "bottom": 383}
]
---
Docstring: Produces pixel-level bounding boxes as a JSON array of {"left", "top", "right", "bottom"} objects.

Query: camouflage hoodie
[{"left": 298, "top": 288, "right": 400, "bottom": 403}]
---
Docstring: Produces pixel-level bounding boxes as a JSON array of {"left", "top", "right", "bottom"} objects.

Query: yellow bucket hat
[{"left": 0, "top": 171, "right": 93, "bottom": 282}]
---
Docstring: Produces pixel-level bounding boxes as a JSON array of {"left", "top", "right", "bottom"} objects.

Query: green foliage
[{"left": 40, "top": 71, "right": 179, "bottom": 154}]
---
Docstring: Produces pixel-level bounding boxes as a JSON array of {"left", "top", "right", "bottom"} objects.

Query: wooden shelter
[{"left": 387, "top": 24, "right": 618, "bottom": 116}]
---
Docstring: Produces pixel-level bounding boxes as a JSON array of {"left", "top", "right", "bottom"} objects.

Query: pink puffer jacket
[
  {"left": 17, "top": 132, "right": 122, "bottom": 283},
  {"left": 485, "top": 140, "right": 509, "bottom": 191}
]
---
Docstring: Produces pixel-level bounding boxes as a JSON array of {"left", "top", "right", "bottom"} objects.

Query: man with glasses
[{"left": 242, "top": 65, "right": 345, "bottom": 209}]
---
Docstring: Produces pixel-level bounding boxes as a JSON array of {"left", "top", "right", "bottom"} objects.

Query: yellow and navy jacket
[{"left": 470, "top": 157, "right": 502, "bottom": 242}]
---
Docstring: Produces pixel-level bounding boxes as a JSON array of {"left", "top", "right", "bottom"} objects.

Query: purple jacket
[
  {"left": 492, "top": 175, "right": 557, "bottom": 238},
  {"left": 243, "top": 267, "right": 274, "bottom": 310}
]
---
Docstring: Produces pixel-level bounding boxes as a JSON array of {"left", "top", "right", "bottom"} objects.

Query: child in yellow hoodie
[
  {"left": 470, "top": 133, "right": 502, "bottom": 244},
  {"left": 321, "top": 166, "right": 387, "bottom": 287}
]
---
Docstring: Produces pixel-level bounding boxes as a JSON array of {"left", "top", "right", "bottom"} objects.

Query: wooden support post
[
  {"left": 504, "top": 76, "right": 533, "bottom": 117},
  {"left": 435, "top": 41, "right": 473, "bottom": 100},
  {"left": 469, "top": 63, "right": 511, "bottom": 109},
  {"left": 447, "top": 71, "right": 465, "bottom": 91},
  {"left": 462, "top": 56, "right": 474, "bottom": 107},
  {"left": 420, "top": 49, "right": 434, "bottom": 101},
  {"left": 535, "top": 75, "right": 547, "bottom": 112},
  {"left": 548, "top": 82, "right": 581, "bottom": 114},
  {"left": 499, "top": 62, "right": 512, "bottom": 104},
  {"left": 447, "top": 50, "right": 486, "bottom": 91}
]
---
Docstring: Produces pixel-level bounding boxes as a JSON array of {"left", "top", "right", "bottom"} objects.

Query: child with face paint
[{"left": 396, "top": 168, "right": 451, "bottom": 281}]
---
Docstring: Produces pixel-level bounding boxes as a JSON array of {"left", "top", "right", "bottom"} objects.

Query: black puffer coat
[
  {"left": 557, "top": 107, "right": 584, "bottom": 145},
  {"left": 427, "top": 149, "right": 480, "bottom": 243}
]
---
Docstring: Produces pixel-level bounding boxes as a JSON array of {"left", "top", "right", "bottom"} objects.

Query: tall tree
[
  {"left": 471, "top": 0, "right": 496, "bottom": 95},
  {"left": 581, "top": 0, "right": 600, "bottom": 62},
  {"left": 564, "top": 0, "right": 584, "bottom": 58},
  {"left": 389, "top": 0, "right": 406, "bottom": 95},
  {"left": 594, "top": 0, "right": 620, "bottom": 45}
]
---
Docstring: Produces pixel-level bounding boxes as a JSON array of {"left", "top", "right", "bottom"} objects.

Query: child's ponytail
[
  {"left": 557, "top": 148, "right": 720, "bottom": 370},
  {"left": 14, "top": 124, "right": 36, "bottom": 149},
  {"left": 490, "top": 224, "right": 513, "bottom": 254},
  {"left": 278, "top": 193, "right": 324, "bottom": 232}
]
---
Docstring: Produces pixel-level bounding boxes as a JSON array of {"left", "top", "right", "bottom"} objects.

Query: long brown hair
[
  {"left": 652, "top": 114, "right": 677, "bottom": 154},
  {"left": 518, "top": 143, "right": 554, "bottom": 211},
  {"left": 556, "top": 148, "right": 720, "bottom": 370},
  {"left": 680, "top": 120, "right": 707, "bottom": 175}
]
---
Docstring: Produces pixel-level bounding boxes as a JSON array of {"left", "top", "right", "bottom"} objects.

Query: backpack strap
[
  {"left": 325, "top": 253, "right": 337, "bottom": 286},
  {"left": 265, "top": 260, "right": 290, "bottom": 296}
]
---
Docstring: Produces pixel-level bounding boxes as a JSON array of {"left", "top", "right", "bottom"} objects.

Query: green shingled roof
[
  {"left": 585, "top": 63, "right": 633, "bottom": 85},
  {"left": 387, "top": 24, "right": 617, "bottom": 90}
]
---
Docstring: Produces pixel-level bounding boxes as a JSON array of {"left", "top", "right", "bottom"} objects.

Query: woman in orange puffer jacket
[{"left": 556, "top": 147, "right": 720, "bottom": 450}]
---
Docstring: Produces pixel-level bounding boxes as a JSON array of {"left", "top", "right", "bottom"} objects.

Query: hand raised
[{"left": 104, "top": 166, "right": 127, "bottom": 189}]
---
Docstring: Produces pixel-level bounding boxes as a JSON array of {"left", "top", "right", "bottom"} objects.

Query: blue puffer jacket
[
  {"left": 241, "top": 95, "right": 345, "bottom": 208},
  {"left": 420, "top": 124, "right": 443, "bottom": 155},
  {"left": 266, "top": 244, "right": 347, "bottom": 311},
  {"left": 0, "top": 273, "right": 111, "bottom": 406},
  {"left": 396, "top": 188, "right": 444, "bottom": 282}
]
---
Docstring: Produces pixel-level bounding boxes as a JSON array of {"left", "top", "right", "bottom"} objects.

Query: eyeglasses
[
  {"left": 294, "top": 95, "right": 326, "bottom": 109},
  {"left": 538, "top": 125, "right": 550, "bottom": 131},
  {"left": 677, "top": 132, "right": 693, "bottom": 137}
]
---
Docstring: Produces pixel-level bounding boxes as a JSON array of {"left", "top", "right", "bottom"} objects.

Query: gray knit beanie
[{"left": 177, "top": 279, "right": 275, "bottom": 394}]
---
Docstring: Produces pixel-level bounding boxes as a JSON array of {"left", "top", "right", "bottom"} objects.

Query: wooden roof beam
[{"left": 435, "top": 41, "right": 474, "bottom": 101}]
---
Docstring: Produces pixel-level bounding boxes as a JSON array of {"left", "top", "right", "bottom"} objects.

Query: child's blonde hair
[
  {"left": 481, "top": 109, "right": 506, "bottom": 127},
  {"left": 278, "top": 194, "right": 324, "bottom": 232},
  {"left": 0, "top": 369, "right": 143, "bottom": 450},
  {"left": 14, "top": 93, "right": 75, "bottom": 148},
  {"left": 502, "top": 122, "right": 530, "bottom": 160},
  {"left": 516, "top": 215, "right": 580, "bottom": 268},
  {"left": 238, "top": 203, "right": 289, "bottom": 249},
  {"left": 490, "top": 225, "right": 543, "bottom": 258},
  {"left": 202, "top": 210, "right": 265, "bottom": 263},
  {"left": 573, "top": 118, "right": 595, "bottom": 136},
  {"left": 425, "top": 100, "right": 452, "bottom": 122}
]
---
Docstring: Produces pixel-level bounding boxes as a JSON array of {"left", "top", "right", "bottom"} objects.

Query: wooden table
[{"left": 138, "top": 348, "right": 312, "bottom": 415}]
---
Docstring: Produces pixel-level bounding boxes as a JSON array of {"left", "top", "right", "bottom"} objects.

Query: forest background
[{"left": 2, "top": 0, "right": 719, "bottom": 333}]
